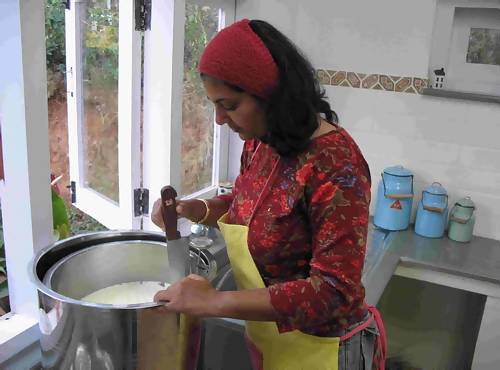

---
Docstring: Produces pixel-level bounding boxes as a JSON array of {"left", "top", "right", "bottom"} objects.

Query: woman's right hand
[{"left": 151, "top": 198, "right": 208, "bottom": 231}]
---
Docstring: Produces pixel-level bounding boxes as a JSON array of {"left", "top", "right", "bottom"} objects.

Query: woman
[{"left": 152, "top": 19, "right": 385, "bottom": 370}]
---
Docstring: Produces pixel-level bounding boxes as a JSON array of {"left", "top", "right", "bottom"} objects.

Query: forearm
[
  {"left": 208, "top": 288, "right": 277, "bottom": 321},
  {"left": 200, "top": 197, "right": 231, "bottom": 227}
]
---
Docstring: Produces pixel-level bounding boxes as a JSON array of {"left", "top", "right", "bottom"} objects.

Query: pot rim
[{"left": 30, "top": 230, "right": 205, "bottom": 310}]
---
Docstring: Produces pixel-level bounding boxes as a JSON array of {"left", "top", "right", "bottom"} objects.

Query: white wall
[
  {"left": 236, "top": 0, "right": 435, "bottom": 76},
  {"left": 228, "top": 134, "right": 244, "bottom": 182},
  {"left": 234, "top": 0, "right": 500, "bottom": 240}
]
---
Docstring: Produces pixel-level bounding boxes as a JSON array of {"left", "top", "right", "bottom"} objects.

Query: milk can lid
[
  {"left": 424, "top": 182, "right": 447, "bottom": 196},
  {"left": 456, "top": 196, "right": 475, "bottom": 209},
  {"left": 383, "top": 165, "right": 413, "bottom": 177}
]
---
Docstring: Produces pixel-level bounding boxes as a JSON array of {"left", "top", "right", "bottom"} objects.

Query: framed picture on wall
[{"left": 429, "top": 0, "right": 500, "bottom": 98}]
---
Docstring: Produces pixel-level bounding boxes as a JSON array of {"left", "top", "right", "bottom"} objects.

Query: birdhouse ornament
[{"left": 432, "top": 68, "right": 445, "bottom": 89}]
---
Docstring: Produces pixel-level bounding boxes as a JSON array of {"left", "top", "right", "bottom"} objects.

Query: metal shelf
[{"left": 422, "top": 88, "right": 500, "bottom": 104}]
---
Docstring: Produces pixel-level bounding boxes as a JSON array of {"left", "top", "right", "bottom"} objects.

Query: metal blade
[{"left": 166, "top": 238, "right": 190, "bottom": 282}]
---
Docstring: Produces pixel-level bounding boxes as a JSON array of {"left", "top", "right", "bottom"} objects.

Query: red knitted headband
[{"left": 198, "top": 19, "right": 279, "bottom": 99}]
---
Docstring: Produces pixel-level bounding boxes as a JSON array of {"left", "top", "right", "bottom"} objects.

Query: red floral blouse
[{"left": 217, "top": 125, "right": 371, "bottom": 336}]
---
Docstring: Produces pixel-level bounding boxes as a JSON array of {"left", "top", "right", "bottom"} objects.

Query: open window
[
  {"left": 65, "top": 0, "right": 142, "bottom": 229},
  {"left": 142, "top": 0, "right": 235, "bottom": 231},
  {"left": 66, "top": 0, "right": 235, "bottom": 231}
]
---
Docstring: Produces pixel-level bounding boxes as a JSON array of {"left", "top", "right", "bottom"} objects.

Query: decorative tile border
[{"left": 317, "top": 69, "right": 429, "bottom": 94}]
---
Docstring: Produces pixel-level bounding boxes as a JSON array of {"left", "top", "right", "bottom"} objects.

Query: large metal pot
[{"left": 31, "top": 230, "right": 218, "bottom": 370}]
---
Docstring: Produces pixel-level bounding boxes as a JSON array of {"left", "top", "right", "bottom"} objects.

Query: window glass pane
[
  {"left": 466, "top": 28, "right": 500, "bottom": 67},
  {"left": 181, "top": 3, "right": 219, "bottom": 196},
  {"left": 82, "top": 0, "right": 119, "bottom": 202}
]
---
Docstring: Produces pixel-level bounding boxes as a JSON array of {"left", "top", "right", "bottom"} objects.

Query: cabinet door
[
  {"left": 472, "top": 296, "right": 500, "bottom": 370},
  {"left": 65, "top": 0, "right": 141, "bottom": 229}
]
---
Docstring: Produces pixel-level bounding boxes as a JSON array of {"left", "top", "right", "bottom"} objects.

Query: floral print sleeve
[
  {"left": 268, "top": 138, "right": 371, "bottom": 333},
  {"left": 227, "top": 128, "right": 371, "bottom": 335}
]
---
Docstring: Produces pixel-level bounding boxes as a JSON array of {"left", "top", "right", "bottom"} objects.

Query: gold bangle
[{"left": 196, "top": 198, "right": 210, "bottom": 224}]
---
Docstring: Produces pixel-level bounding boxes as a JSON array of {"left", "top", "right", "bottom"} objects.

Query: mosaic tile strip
[{"left": 317, "top": 69, "right": 429, "bottom": 94}]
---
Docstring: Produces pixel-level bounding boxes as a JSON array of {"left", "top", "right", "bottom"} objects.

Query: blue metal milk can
[
  {"left": 415, "top": 182, "right": 449, "bottom": 238},
  {"left": 374, "top": 165, "right": 414, "bottom": 231}
]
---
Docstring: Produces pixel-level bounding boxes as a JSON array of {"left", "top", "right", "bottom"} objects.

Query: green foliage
[
  {"left": 44, "top": 0, "right": 119, "bottom": 86},
  {"left": 184, "top": 5, "right": 218, "bottom": 97},
  {"left": 68, "top": 205, "right": 107, "bottom": 234},
  {"left": 45, "top": 0, "right": 66, "bottom": 74},
  {"left": 52, "top": 190, "right": 70, "bottom": 240},
  {"left": 84, "top": 3, "right": 119, "bottom": 87},
  {"left": 181, "top": 4, "right": 219, "bottom": 194}
]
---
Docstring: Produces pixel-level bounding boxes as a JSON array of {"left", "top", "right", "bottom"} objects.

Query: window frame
[
  {"left": 65, "top": 0, "right": 143, "bottom": 230},
  {"left": 0, "top": 0, "right": 53, "bottom": 362},
  {"left": 141, "top": 0, "right": 235, "bottom": 233}
]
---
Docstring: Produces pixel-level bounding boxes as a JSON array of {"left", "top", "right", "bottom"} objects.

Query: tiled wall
[
  {"left": 325, "top": 84, "right": 500, "bottom": 240},
  {"left": 235, "top": 0, "right": 500, "bottom": 241},
  {"left": 317, "top": 70, "right": 428, "bottom": 94}
]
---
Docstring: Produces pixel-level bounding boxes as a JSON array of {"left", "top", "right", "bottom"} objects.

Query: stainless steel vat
[
  {"left": 198, "top": 266, "right": 253, "bottom": 370},
  {"left": 31, "top": 231, "right": 218, "bottom": 370}
]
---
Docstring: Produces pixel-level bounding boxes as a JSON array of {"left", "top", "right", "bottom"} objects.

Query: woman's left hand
[{"left": 153, "top": 274, "right": 218, "bottom": 317}]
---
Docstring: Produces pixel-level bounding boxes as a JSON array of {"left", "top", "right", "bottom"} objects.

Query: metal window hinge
[
  {"left": 134, "top": 188, "right": 150, "bottom": 216},
  {"left": 67, "top": 181, "right": 76, "bottom": 203},
  {"left": 135, "top": 0, "right": 152, "bottom": 31}
]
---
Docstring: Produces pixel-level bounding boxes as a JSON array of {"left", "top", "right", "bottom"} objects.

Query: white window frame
[
  {"left": 65, "top": 0, "right": 142, "bottom": 230},
  {"left": 0, "top": 0, "right": 237, "bottom": 362},
  {"left": 0, "top": 0, "right": 53, "bottom": 362},
  {"left": 429, "top": 0, "right": 500, "bottom": 95},
  {"left": 142, "top": 0, "right": 235, "bottom": 233}
]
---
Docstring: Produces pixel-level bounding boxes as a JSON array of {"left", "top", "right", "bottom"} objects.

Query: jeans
[{"left": 338, "top": 315, "right": 379, "bottom": 370}]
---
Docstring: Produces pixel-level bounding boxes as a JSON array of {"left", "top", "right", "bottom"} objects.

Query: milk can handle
[
  {"left": 449, "top": 202, "right": 474, "bottom": 224},
  {"left": 422, "top": 190, "right": 448, "bottom": 213},
  {"left": 381, "top": 172, "right": 414, "bottom": 199}
]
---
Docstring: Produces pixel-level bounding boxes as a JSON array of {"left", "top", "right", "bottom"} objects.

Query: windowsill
[
  {"left": 422, "top": 88, "right": 500, "bottom": 104},
  {"left": 0, "top": 313, "right": 40, "bottom": 364}
]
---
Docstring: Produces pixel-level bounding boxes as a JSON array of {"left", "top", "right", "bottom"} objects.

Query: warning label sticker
[{"left": 390, "top": 200, "right": 402, "bottom": 210}]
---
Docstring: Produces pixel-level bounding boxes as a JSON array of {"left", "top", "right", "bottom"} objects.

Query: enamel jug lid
[
  {"left": 456, "top": 196, "right": 475, "bottom": 209},
  {"left": 424, "top": 182, "right": 447, "bottom": 195},
  {"left": 383, "top": 165, "right": 413, "bottom": 177}
]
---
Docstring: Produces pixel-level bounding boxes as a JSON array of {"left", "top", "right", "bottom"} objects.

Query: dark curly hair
[{"left": 248, "top": 20, "right": 338, "bottom": 157}]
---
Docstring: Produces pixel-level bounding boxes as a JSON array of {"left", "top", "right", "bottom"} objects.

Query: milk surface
[{"left": 81, "top": 281, "right": 169, "bottom": 305}]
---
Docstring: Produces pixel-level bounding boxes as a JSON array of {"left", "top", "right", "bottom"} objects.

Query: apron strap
[
  {"left": 339, "top": 315, "right": 374, "bottom": 342},
  {"left": 369, "top": 305, "right": 387, "bottom": 370},
  {"left": 340, "top": 305, "right": 386, "bottom": 370}
]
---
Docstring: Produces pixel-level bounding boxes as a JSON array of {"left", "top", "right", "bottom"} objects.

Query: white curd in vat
[{"left": 81, "top": 281, "right": 169, "bottom": 305}]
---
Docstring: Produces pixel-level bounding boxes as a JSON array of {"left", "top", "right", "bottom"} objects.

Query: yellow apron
[{"left": 218, "top": 214, "right": 340, "bottom": 370}]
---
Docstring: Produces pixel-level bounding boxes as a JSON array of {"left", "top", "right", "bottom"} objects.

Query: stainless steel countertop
[{"left": 362, "top": 222, "right": 500, "bottom": 305}]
